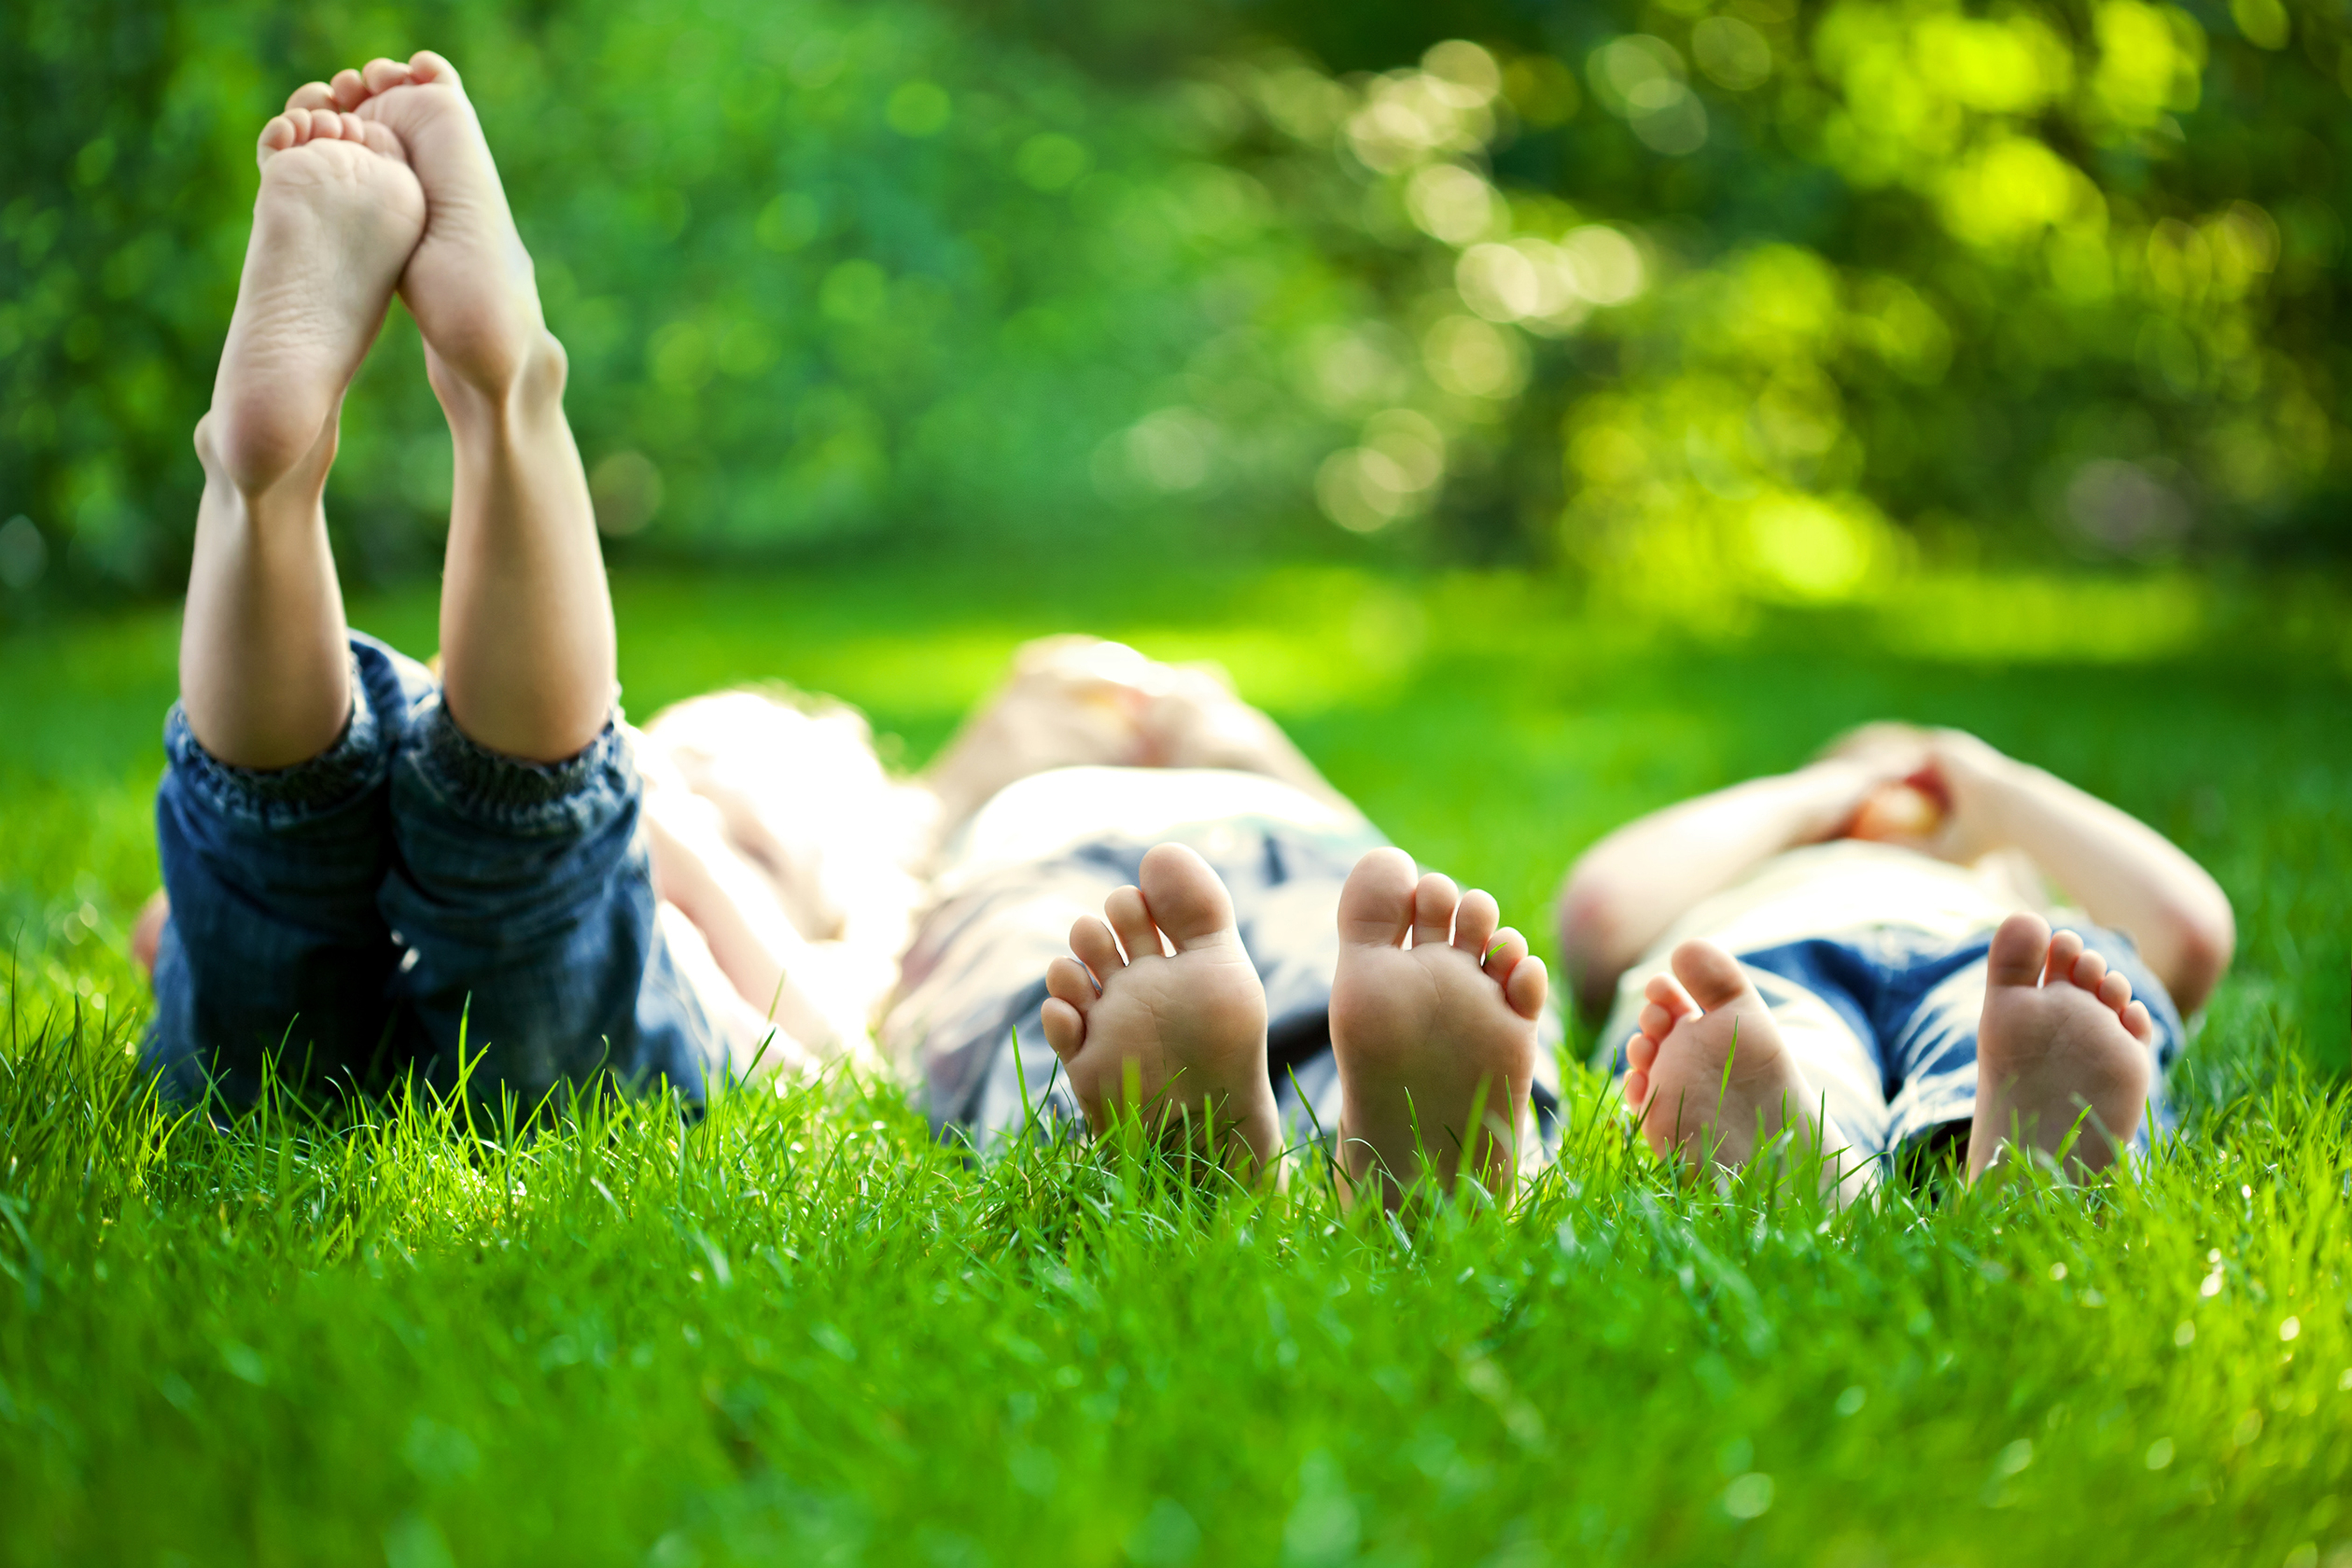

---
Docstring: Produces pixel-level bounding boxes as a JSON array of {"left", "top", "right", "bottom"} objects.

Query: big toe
[
  {"left": 1337, "top": 847, "right": 1417, "bottom": 947},
  {"left": 1668, "top": 939, "right": 1754, "bottom": 1012},
  {"left": 408, "top": 49, "right": 464, "bottom": 86},
  {"left": 1135, "top": 842, "right": 1238, "bottom": 950},
  {"left": 1987, "top": 910, "right": 2053, "bottom": 989}
]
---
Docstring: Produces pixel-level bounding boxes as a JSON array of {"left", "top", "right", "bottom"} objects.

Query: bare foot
[
  {"left": 296, "top": 52, "right": 552, "bottom": 397},
  {"left": 1970, "top": 912, "right": 2154, "bottom": 1180},
  {"left": 1040, "top": 844, "right": 1280, "bottom": 1169},
  {"left": 205, "top": 106, "right": 424, "bottom": 493},
  {"left": 1624, "top": 940, "right": 1857, "bottom": 1190},
  {"left": 1328, "top": 849, "right": 1545, "bottom": 1208},
  {"left": 132, "top": 891, "right": 170, "bottom": 978}
]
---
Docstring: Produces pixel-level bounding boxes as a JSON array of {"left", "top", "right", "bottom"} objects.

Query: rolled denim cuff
[
  {"left": 403, "top": 695, "right": 636, "bottom": 836},
  {"left": 160, "top": 652, "right": 386, "bottom": 828}
]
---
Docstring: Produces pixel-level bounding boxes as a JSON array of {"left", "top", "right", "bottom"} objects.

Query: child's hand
[
  {"left": 1858, "top": 728, "right": 2016, "bottom": 864},
  {"left": 1817, "top": 721, "right": 2023, "bottom": 863},
  {"left": 1806, "top": 722, "right": 1938, "bottom": 843}
]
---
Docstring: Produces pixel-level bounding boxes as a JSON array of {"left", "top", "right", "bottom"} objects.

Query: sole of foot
[
  {"left": 206, "top": 108, "right": 425, "bottom": 494},
  {"left": 1041, "top": 843, "right": 1279, "bottom": 1170},
  {"left": 295, "top": 52, "right": 552, "bottom": 399},
  {"left": 1328, "top": 848, "right": 1545, "bottom": 1209},
  {"left": 1969, "top": 912, "right": 2154, "bottom": 1181},
  {"left": 1625, "top": 939, "right": 1855, "bottom": 1190}
]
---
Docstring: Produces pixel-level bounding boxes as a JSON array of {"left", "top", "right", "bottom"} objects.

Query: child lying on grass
[
  {"left": 1558, "top": 726, "right": 2235, "bottom": 1190},
  {"left": 137, "top": 53, "right": 1553, "bottom": 1207},
  {"left": 622, "top": 633, "right": 1565, "bottom": 1206}
]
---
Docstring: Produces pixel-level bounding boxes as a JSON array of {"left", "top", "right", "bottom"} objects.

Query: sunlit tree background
[{"left": 3, "top": 0, "right": 2348, "bottom": 621}]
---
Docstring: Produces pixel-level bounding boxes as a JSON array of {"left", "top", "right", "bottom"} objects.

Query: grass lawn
[{"left": 3, "top": 557, "right": 2350, "bottom": 1567}]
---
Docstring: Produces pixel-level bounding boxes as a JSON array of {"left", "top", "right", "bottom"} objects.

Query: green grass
[{"left": 3, "top": 559, "right": 2350, "bottom": 1567}]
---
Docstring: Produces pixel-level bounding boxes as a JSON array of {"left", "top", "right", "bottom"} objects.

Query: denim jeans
[{"left": 143, "top": 633, "right": 722, "bottom": 1112}]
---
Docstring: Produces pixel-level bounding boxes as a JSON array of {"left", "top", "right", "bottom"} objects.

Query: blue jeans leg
[
  {"left": 143, "top": 636, "right": 431, "bottom": 1105},
  {"left": 378, "top": 689, "right": 721, "bottom": 1113}
]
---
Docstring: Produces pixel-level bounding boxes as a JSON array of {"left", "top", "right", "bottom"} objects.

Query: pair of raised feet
[
  {"left": 209, "top": 51, "right": 544, "bottom": 498},
  {"left": 1039, "top": 846, "right": 1547, "bottom": 1208},
  {"left": 1624, "top": 914, "right": 2156, "bottom": 1188}
]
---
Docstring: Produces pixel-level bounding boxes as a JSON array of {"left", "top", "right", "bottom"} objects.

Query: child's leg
[
  {"left": 181, "top": 108, "right": 423, "bottom": 767},
  {"left": 148, "top": 107, "right": 429, "bottom": 1102},
  {"left": 318, "top": 52, "right": 614, "bottom": 763}
]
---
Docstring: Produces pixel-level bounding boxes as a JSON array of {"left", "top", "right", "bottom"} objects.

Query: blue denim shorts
[
  {"left": 143, "top": 633, "right": 722, "bottom": 1112},
  {"left": 1603, "top": 923, "right": 2184, "bottom": 1163}
]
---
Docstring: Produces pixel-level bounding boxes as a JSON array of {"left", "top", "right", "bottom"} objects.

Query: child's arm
[
  {"left": 1557, "top": 758, "right": 1907, "bottom": 1015},
  {"left": 1927, "top": 732, "right": 2234, "bottom": 1013}
]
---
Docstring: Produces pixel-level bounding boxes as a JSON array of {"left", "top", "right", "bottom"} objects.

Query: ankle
[
  {"left": 427, "top": 324, "right": 567, "bottom": 423},
  {"left": 194, "top": 409, "right": 335, "bottom": 508}
]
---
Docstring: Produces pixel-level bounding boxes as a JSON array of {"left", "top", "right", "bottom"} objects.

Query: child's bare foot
[
  {"left": 296, "top": 52, "right": 551, "bottom": 397},
  {"left": 1969, "top": 913, "right": 2154, "bottom": 1179},
  {"left": 205, "top": 108, "right": 424, "bottom": 493},
  {"left": 132, "top": 891, "right": 170, "bottom": 978},
  {"left": 1040, "top": 844, "right": 1280, "bottom": 1169},
  {"left": 1625, "top": 940, "right": 1855, "bottom": 1188},
  {"left": 1328, "top": 849, "right": 1545, "bottom": 1208}
]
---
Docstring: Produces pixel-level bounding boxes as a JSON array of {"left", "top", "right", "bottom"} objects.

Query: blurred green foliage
[
  {"left": 0, "top": 0, "right": 1390, "bottom": 605},
  {"left": 4, "top": 0, "right": 2350, "bottom": 616}
]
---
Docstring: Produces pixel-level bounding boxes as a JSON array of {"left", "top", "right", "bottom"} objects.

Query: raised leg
[
  {"left": 181, "top": 108, "right": 424, "bottom": 768},
  {"left": 307, "top": 51, "right": 612, "bottom": 762}
]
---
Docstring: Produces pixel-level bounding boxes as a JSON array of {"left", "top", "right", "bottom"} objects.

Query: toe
[
  {"left": 2097, "top": 968, "right": 2134, "bottom": 1014},
  {"left": 330, "top": 68, "right": 369, "bottom": 110},
  {"left": 2043, "top": 928, "right": 2086, "bottom": 987},
  {"left": 1069, "top": 915, "right": 1124, "bottom": 982},
  {"left": 1986, "top": 910, "right": 2051, "bottom": 988},
  {"left": 2068, "top": 948, "right": 2107, "bottom": 994},
  {"left": 1045, "top": 955, "right": 1099, "bottom": 1014},
  {"left": 1041, "top": 997, "right": 1085, "bottom": 1064},
  {"left": 258, "top": 114, "right": 298, "bottom": 158},
  {"left": 1453, "top": 889, "right": 1500, "bottom": 959},
  {"left": 362, "top": 56, "right": 416, "bottom": 94},
  {"left": 1135, "top": 842, "right": 1238, "bottom": 951},
  {"left": 1049, "top": 950, "right": 1100, "bottom": 1034},
  {"left": 1623, "top": 1065, "right": 1650, "bottom": 1108},
  {"left": 1411, "top": 872, "right": 1460, "bottom": 949},
  {"left": 1504, "top": 952, "right": 1547, "bottom": 1020},
  {"left": 1627, "top": 1031, "right": 1659, "bottom": 1072},
  {"left": 2122, "top": 999, "right": 2155, "bottom": 1045},
  {"left": 1638, "top": 1001, "right": 1678, "bottom": 1039},
  {"left": 1644, "top": 971, "right": 1699, "bottom": 1021},
  {"left": 1668, "top": 939, "right": 1752, "bottom": 1012},
  {"left": 1337, "top": 847, "right": 1418, "bottom": 948},
  {"left": 408, "top": 49, "right": 463, "bottom": 87},
  {"left": 286, "top": 81, "right": 336, "bottom": 112},
  {"left": 1480, "top": 926, "right": 1528, "bottom": 980},
  {"left": 1103, "top": 886, "right": 1162, "bottom": 963}
]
